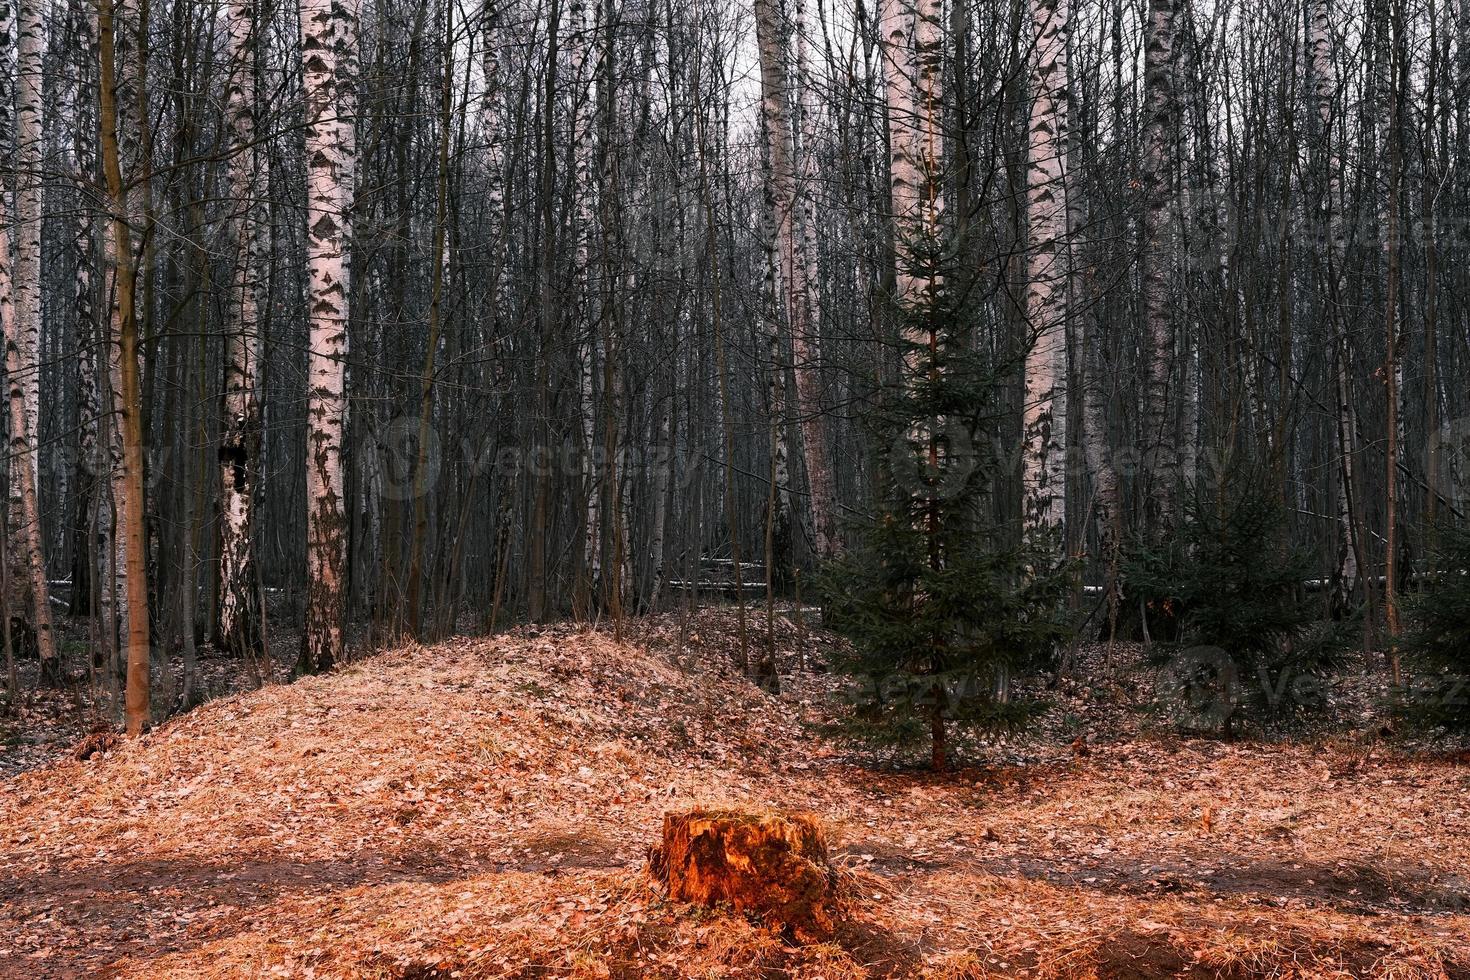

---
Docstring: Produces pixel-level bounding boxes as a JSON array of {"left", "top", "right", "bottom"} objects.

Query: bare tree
[{"left": 97, "top": 0, "right": 152, "bottom": 734}]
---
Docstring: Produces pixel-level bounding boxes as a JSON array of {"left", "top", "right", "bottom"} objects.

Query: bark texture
[
  {"left": 2, "top": 0, "right": 54, "bottom": 677},
  {"left": 217, "top": 0, "right": 265, "bottom": 658},
  {"left": 1140, "top": 0, "right": 1177, "bottom": 533},
  {"left": 1021, "top": 0, "right": 1070, "bottom": 536},
  {"left": 98, "top": 0, "right": 152, "bottom": 734},
  {"left": 300, "top": 0, "right": 360, "bottom": 673},
  {"left": 882, "top": 0, "right": 943, "bottom": 317},
  {"left": 648, "top": 809, "right": 837, "bottom": 941},
  {"left": 754, "top": 0, "right": 838, "bottom": 558},
  {"left": 0, "top": 160, "right": 56, "bottom": 682},
  {"left": 1308, "top": 0, "right": 1361, "bottom": 610}
]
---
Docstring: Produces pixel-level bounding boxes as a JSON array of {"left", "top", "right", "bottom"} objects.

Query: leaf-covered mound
[{"left": 2, "top": 619, "right": 1468, "bottom": 979}]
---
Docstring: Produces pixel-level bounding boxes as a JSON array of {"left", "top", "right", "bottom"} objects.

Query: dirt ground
[{"left": 2, "top": 608, "right": 1468, "bottom": 978}]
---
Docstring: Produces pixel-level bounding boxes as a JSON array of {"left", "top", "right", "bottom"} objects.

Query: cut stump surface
[{"left": 649, "top": 809, "right": 837, "bottom": 940}]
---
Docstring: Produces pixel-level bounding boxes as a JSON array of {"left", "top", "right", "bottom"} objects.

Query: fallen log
[{"left": 648, "top": 809, "right": 837, "bottom": 941}]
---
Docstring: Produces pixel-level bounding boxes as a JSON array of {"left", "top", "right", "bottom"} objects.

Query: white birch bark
[
  {"left": 881, "top": 0, "right": 943, "bottom": 318},
  {"left": 757, "top": 133, "right": 793, "bottom": 537},
  {"left": 1308, "top": 0, "right": 1360, "bottom": 606},
  {"left": 1140, "top": 0, "right": 1177, "bottom": 532},
  {"left": 64, "top": 0, "right": 104, "bottom": 621},
  {"left": 0, "top": 137, "right": 57, "bottom": 681},
  {"left": 480, "top": 0, "right": 505, "bottom": 220},
  {"left": 569, "top": 0, "right": 603, "bottom": 595},
  {"left": 14, "top": 0, "right": 42, "bottom": 430},
  {"left": 3, "top": 0, "right": 54, "bottom": 672},
  {"left": 1021, "top": 0, "right": 1070, "bottom": 537},
  {"left": 300, "top": 0, "right": 359, "bottom": 673},
  {"left": 217, "top": 0, "right": 265, "bottom": 657},
  {"left": 645, "top": 393, "right": 673, "bottom": 608},
  {"left": 755, "top": 0, "right": 838, "bottom": 557}
]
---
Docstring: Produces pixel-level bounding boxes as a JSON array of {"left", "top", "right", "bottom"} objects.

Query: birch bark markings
[
  {"left": 1141, "top": 0, "right": 1177, "bottom": 533},
  {"left": 14, "top": 0, "right": 42, "bottom": 430},
  {"left": 757, "top": 132, "right": 793, "bottom": 555},
  {"left": 1307, "top": 0, "right": 1361, "bottom": 609},
  {"left": 789, "top": 0, "right": 839, "bottom": 559},
  {"left": 480, "top": 0, "right": 505, "bottom": 244},
  {"left": 1383, "top": 0, "right": 1406, "bottom": 671},
  {"left": 64, "top": 0, "right": 104, "bottom": 621},
  {"left": 217, "top": 0, "right": 265, "bottom": 658},
  {"left": 754, "top": 0, "right": 839, "bottom": 558},
  {"left": 570, "top": 0, "right": 604, "bottom": 598},
  {"left": 1021, "top": 0, "right": 1069, "bottom": 536},
  {"left": 881, "top": 0, "right": 943, "bottom": 317},
  {"left": 2, "top": 0, "right": 54, "bottom": 674},
  {"left": 300, "top": 0, "right": 360, "bottom": 673},
  {"left": 0, "top": 138, "right": 57, "bottom": 684}
]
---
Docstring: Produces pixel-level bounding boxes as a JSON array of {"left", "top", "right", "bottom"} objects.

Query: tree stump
[{"left": 648, "top": 809, "right": 837, "bottom": 941}]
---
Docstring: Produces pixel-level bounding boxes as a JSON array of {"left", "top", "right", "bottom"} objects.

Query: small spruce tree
[
  {"left": 820, "top": 237, "right": 1073, "bottom": 771},
  {"left": 1125, "top": 468, "right": 1342, "bottom": 732},
  {"left": 1401, "top": 526, "right": 1470, "bottom": 731}
]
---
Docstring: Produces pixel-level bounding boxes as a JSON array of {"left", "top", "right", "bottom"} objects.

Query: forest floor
[{"left": 2, "top": 606, "right": 1469, "bottom": 979}]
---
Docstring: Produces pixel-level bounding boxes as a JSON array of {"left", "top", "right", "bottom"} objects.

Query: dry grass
[{"left": 1, "top": 613, "right": 1467, "bottom": 978}]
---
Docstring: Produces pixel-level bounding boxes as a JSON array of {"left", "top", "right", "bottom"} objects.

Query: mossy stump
[{"left": 648, "top": 809, "right": 837, "bottom": 941}]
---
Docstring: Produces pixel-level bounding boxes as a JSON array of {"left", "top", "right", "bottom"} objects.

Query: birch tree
[
  {"left": 881, "top": 0, "right": 944, "bottom": 317},
  {"left": 63, "top": 0, "right": 104, "bottom": 623},
  {"left": 216, "top": 0, "right": 266, "bottom": 658},
  {"left": 1307, "top": 0, "right": 1362, "bottom": 612},
  {"left": 299, "top": 0, "right": 360, "bottom": 673},
  {"left": 2, "top": 0, "right": 55, "bottom": 676},
  {"left": 1140, "top": 0, "right": 1178, "bottom": 533},
  {"left": 13, "top": 0, "right": 40, "bottom": 429},
  {"left": 1021, "top": 0, "right": 1070, "bottom": 537},
  {"left": 754, "top": 0, "right": 838, "bottom": 558},
  {"left": 571, "top": 0, "right": 603, "bottom": 601},
  {"left": 0, "top": 98, "right": 56, "bottom": 684}
]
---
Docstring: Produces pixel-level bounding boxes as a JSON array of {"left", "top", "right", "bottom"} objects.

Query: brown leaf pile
[{"left": 2, "top": 614, "right": 1468, "bottom": 978}]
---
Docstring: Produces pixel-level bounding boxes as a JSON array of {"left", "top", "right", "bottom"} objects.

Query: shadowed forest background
[{"left": 3, "top": 0, "right": 1468, "bottom": 726}]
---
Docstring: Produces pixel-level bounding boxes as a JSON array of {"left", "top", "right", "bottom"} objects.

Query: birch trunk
[
  {"left": 1308, "top": 0, "right": 1361, "bottom": 610},
  {"left": 757, "top": 142, "right": 793, "bottom": 563},
  {"left": 299, "top": 0, "right": 359, "bottom": 674},
  {"left": 1382, "top": 0, "right": 1405, "bottom": 674},
  {"left": 755, "top": 0, "right": 838, "bottom": 558},
  {"left": 881, "top": 0, "right": 943, "bottom": 318},
  {"left": 1021, "top": 0, "right": 1069, "bottom": 537},
  {"left": 0, "top": 0, "right": 19, "bottom": 646},
  {"left": 2, "top": 0, "right": 54, "bottom": 676},
  {"left": 216, "top": 0, "right": 265, "bottom": 658},
  {"left": 0, "top": 155, "right": 56, "bottom": 685},
  {"left": 789, "top": 0, "right": 838, "bottom": 557},
  {"left": 1140, "top": 0, "right": 1177, "bottom": 534},
  {"left": 570, "top": 0, "right": 603, "bottom": 601},
  {"left": 64, "top": 0, "right": 104, "bottom": 622},
  {"left": 480, "top": 0, "right": 504, "bottom": 221},
  {"left": 14, "top": 0, "right": 41, "bottom": 430}
]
